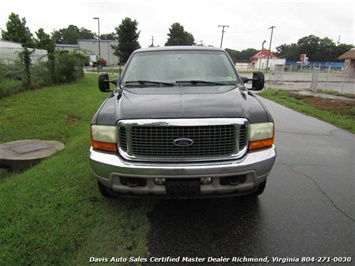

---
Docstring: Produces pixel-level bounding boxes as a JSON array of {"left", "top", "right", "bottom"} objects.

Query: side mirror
[
  {"left": 251, "top": 71, "right": 264, "bottom": 90},
  {"left": 98, "top": 73, "right": 112, "bottom": 92}
]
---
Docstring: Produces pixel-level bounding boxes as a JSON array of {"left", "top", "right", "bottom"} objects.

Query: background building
[
  {"left": 337, "top": 48, "right": 355, "bottom": 78},
  {"left": 249, "top": 49, "right": 286, "bottom": 70},
  {"left": 78, "top": 39, "right": 118, "bottom": 66},
  {"left": 0, "top": 40, "right": 47, "bottom": 64},
  {"left": 55, "top": 39, "right": 118, "bottom": 66}
]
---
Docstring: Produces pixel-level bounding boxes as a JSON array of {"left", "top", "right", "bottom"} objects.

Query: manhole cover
[
  {"left": 0, "top": 139, "right": 65, "bottom": 171},
  {"left": 7, "top": 142, "right": 50, "bottom": 155}
]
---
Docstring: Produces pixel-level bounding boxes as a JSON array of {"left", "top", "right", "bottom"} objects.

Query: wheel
[
  {"left": 97, "top": 181, "right": 117, "bottom": 198},
  {"left": 243, "top": 179, "right": 267, "bottom": 197},
  {"left": 252, "top": 179, "right": 267, "bottom": 196}
]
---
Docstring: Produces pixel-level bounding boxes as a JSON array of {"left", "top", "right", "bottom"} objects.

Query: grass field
[
  {"left": 259, "top": 89, "right": 355, "bottom": 133},
  {"left": 0, "top": 75, "right": 154, "bottom": 265}
]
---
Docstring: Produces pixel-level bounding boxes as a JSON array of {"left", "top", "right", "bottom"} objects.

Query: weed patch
[{"left": 259, "top": 89, "right": 355, "bottom": 133}]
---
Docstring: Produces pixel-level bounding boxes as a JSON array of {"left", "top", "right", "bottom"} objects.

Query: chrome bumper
[{"left": 89, "top": 146, "right": 276, "bottom": 197}]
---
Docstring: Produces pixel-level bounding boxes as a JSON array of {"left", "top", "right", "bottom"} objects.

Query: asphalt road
[{"left": 147, "top": 96, "right": 354, "bottom": 264}]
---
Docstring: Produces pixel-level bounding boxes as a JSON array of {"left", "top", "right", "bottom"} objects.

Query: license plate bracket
[{"left": 166, "top": 179, "right": 201, "bottom": 198}]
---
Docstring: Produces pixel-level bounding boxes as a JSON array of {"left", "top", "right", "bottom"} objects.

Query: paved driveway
[{"left": 147, "top": 96, "right": 354, "bottom": 262}]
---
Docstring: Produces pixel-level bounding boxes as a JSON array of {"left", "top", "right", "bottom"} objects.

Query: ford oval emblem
[{"left": 173, "top": 138, "right": 194, "bottom": 147}]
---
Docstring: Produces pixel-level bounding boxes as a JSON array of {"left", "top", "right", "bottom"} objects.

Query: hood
[
  {"left": 116, "top": 86, "right": 268, "bottom": 123},
  {"left": 92, "top": 86, "right": 270, "bottom": 125}
]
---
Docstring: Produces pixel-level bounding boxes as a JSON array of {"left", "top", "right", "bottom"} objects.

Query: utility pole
[
  {"left": 93, "top": 17, "right": 101, "bottom": 73},
  {"left": 150, "top": 36, "right": 155, "bottom": 47},
  {"left": 218, "top": 25, "right": 229, "bottom": 48},
  {"left": 266, "top": 26, "right": 276, "bottom": 70}
]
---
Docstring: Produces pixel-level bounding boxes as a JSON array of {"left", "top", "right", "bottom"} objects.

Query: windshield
[{"left": 122, "top": 50, "right": 239, "bottom": 85}]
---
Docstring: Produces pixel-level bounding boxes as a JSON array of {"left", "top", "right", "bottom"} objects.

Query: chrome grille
[
  {"left": 119, "top": 127, "right": 127, "bottom": 151},
  {"left": 131, "top": 125, "right": 236, "bottom": 157},
  {"left": 239, "top": 124, "right": 247, "bottom": 150},
  {"left": 118, "top": 119, "right": 248, "bottom": 162}
]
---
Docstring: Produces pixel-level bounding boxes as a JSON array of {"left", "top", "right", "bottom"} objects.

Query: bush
[
  {"left": 0, "top": 78, "right": 23, "bottom": 98},
  {"left": 31, "top": 61, "right": 51, "bottom": 88},
  {"left": 54, "top": 51, "right": 86, "bottom": 83},
  {"left": 0, "top": 62, "right": 23, "bottom": 98},
  {"left": 0, "top": 50, "right": 86, "bottom": 98},
  {"left": 0, "top": 62, "right": 23, "bottom": 80}
]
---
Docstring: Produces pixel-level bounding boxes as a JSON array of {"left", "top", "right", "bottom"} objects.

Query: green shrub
[
  {"left": 31, "top": 61, "right": 52, "bottom": 88},
  {"left": 54, "top": 51, "right": 86, "bottom": 83},
  {"left": 0, "top": 62, "right": 23, "bottom": 80},
  {"left": 0, "top": 50, "right": 86, "bottom": 98},
  {"left": 0, "top": 78, "right": 23, "bottom": 98}
]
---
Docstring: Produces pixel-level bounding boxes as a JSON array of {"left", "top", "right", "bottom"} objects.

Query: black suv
[{"left": 89, "top": 46, "right": 276, "bottom": 198}]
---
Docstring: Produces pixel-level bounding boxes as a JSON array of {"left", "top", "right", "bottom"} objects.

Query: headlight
[
  {"left": 249, "top": 122, "right": 274, "bottom": 150},
  {"left": 91, "top": 125, "right": 118, "bottom": 152}
]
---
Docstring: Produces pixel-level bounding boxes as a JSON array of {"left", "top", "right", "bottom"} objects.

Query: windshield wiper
[
  {"left": 176, "top": 80, "right": 235, "bottom": 86},
  {"left": 125, "top": 80, "right": 175, "bottom": 86}
]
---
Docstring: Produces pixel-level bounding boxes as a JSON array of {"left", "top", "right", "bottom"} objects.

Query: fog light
[
  {"left": 200, "top": 177, "right": 212, "bottom": 185},
  {"left": 154, "top": 178, "right": 166, "bottom": 185}
]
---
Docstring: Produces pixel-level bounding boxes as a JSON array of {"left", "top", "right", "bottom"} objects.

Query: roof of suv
[{"left": 134, "top": 46, "right": 225, "bottom": 53}]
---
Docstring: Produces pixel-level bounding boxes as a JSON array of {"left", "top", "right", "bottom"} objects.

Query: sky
[{"left": 1, "top": 0, "right": 354, "bottom": 51}]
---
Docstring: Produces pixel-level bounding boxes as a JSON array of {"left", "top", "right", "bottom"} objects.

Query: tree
[
  {"left": 35, "top": 28, "right": 55, "bottom": 52},
  {"left": 35, "top": 28, "right": 56, "bottom": 83},
  {"left": 1, "top": 12, "right": 34, "bottom": 47},
  {"left": 52, "top": 25, "right": 95, "bottom": 44},
  {"left": 112, "top": 17, "right": 141, "bottom": 64},
  {"left": 318, "top": 37, "right": 336, "bottom": 61},
  {"left": 165, "top": 23, "right": 195, "bottom": 46},
  {"left": 101, "top": 33, "right": 117, "bottom": 40},
  {"left": 1, "top": 13, "right": 34, "bottom": 88},
  {"left": 297, "top": 35, "right": 323, "bottom": 61},
  {"left": 240, "top": 48, "right": 258, "bottom": 62},
  {"left": 275, "top": 43, "right": 299, "bottom": 61},
  {"left": 225, "top": 48, "right": 259, "bottom": 63},
  {"left": 225, "top": 48, "right": 241, "bottom": 63}
]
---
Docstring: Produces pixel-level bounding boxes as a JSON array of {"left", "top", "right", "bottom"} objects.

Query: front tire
[
  {"left": 252, "top": 179, "right": 267, "bottom": 196},
  {"left": 98, "top": 181, "right": 117, "bottom": 198}
]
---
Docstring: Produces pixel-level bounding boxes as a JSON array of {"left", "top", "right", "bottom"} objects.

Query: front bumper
[{"left": 89, "top": 146, "right": 276, "bottom": 198}]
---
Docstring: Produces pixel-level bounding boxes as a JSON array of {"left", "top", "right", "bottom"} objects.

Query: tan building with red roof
[{"left": 337, "top": 48, "right": 355, "bottom": 78}]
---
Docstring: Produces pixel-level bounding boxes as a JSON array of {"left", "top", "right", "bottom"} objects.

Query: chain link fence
[
  {"left": 266, "top": 66, "right": 354, "bottom": 95},
  {"left": 269, "top": 65, "right": 285, "bottom": 84}
]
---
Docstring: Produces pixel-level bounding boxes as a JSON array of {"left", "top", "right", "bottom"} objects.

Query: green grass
[
  {"left": 259, "top": 89, "right": 355, "bottom": 133},
  {"left": 0, "top": 75, "right": 154, "bottom": 265}
]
